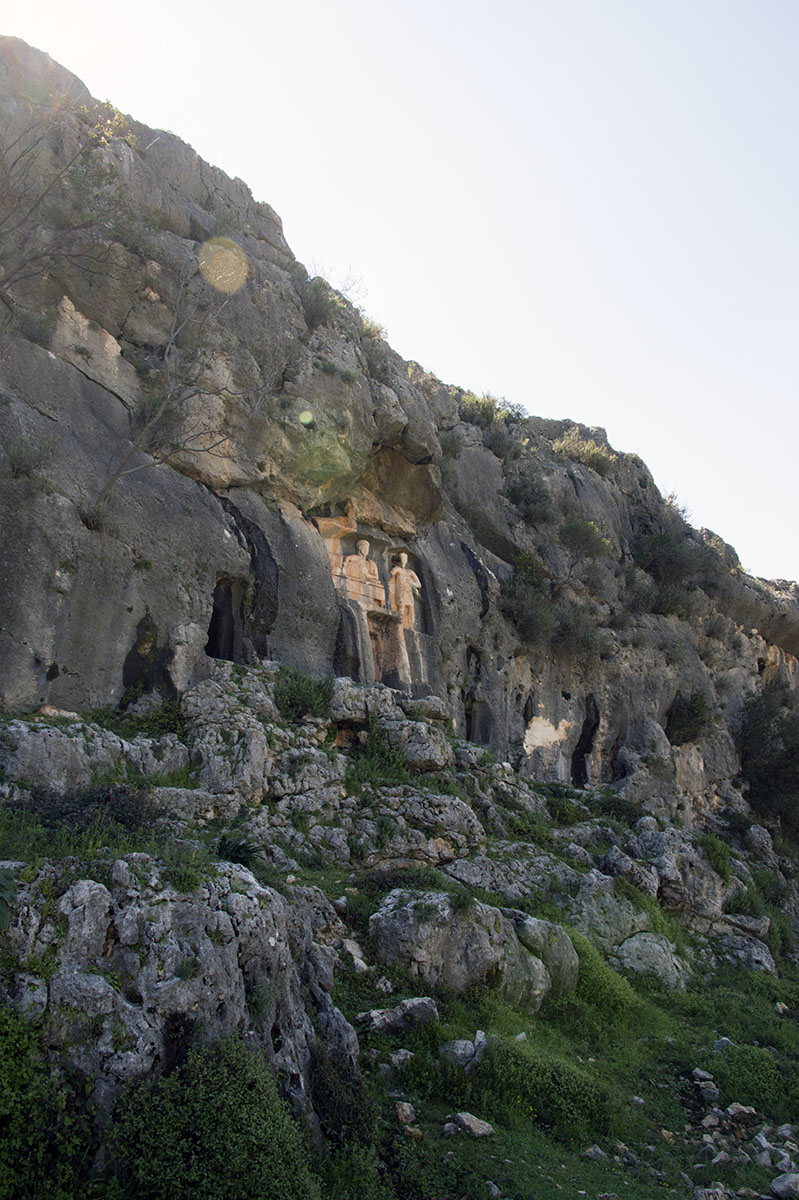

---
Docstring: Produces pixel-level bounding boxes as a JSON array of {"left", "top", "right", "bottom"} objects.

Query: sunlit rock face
[{"left": 2, "top": 33, "right": 799, "bottom": 827}]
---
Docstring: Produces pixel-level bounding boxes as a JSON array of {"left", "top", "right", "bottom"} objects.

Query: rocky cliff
[{"left": 2, "top": 37, "right": 799, "bottom": 1200}]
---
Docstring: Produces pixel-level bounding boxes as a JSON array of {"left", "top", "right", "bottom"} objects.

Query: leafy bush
[
  {"left": 505, "top": 472, "right": 553, "bottom": 524},
  {"left": 698, "top": 832, "right": 731, "bottom": 882},
  {"left": 711, "top": 1043, "right": 786, "bottom": 1119},
  {"left": 552, "top": 602, "right": 608, "bottom": 659},
  {"left": 110, "top": 1036, "right": 321, "bottom": 1199},
  {"left": 459, "top": 391, "right": 506, "bottom": 428},
  {"left": 666, "top": 691, "right": 712, "bottom": 745},
  {"left": 558, "top": 518, "right": 610, "bottom": 565},
  {"left": 0, "top": 868, "right": 15, "bottom": 933},
  {"left": 593, "top": 790, "right": 642, "bottom": 827},
  {"left": 738, "top": 687, "right": 799, "bottom": 832},
  {"left": 0, "top": 1006, "right": 92, "bottom": 1200},
  {"left": 500, "top": 553, "right": 558, "bottom": 647},
  {"left": 0, "top": 784, "right": 160, "bottom": 863},
  {"left": 552, "top": 429, "right": 617, "bottom": 476},
  {"left": 651, "top": 582, "right": 696, "bottom": 618},
  {"left": 633, "top": 527, "right": 722, "bottom": 591},
  {"left": 297, "top": 276, "right": 338, "bottom": 330},
  {"left": 274, "top": 667, "right": 333, "bottom": 721},
  {"left": 569, "top": 929, "right": 640, "bottom": 1016},
  {"left": 345, "top": 718, "right": 410, "bottom": 793}
]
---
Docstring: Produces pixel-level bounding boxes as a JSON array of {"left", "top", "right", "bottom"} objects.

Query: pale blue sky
[{"left": 6, "top": 1, "right": 798, "bottom": 580}]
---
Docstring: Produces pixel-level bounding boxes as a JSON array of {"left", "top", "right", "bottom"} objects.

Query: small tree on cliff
[
  {"left": 0, "top": 94, "right": 128, "bottom": 311},
  {"left": 0, "top": 98, "right": 292, "bottom": 510},
  {"left": 90, "top": 245, "right": 292, "bottom": 512}
]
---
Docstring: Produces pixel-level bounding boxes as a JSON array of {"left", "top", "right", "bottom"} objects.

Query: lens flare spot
[
  {"left": 298, "top": 409, "right": 314, "bottom": 426},
  {"left": 198, "top": 237, "right": 248, "bottom": 294}
]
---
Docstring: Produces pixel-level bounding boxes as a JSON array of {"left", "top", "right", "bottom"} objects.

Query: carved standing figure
[
  {"left": 342, "top": 539, "right": 385, "bottom": 609},
  {"left": 389, "top": 552, "right": 422, "bottom": 629}
]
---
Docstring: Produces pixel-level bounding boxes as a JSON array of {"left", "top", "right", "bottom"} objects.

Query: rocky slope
[{"left": 1, "top": 35, "right": 799, "bottom": 1200}]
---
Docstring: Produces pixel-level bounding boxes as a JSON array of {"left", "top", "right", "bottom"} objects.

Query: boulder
[
  {"left": 609, "top": 932, "right": 690, "bottom": 990},
  {"left": 502, "top": 911, "right": 579, "bottom": 998},
  {"left": 369, "top": 890, "right": 554, "bottom": 1012},
  {"left": 356, "top": 996, "right": 439, "bottom": 1035}
]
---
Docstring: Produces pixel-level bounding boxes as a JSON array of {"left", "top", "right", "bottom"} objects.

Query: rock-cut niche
[{"left": 205, "top": 576, "right": 246, "bottom": 662}]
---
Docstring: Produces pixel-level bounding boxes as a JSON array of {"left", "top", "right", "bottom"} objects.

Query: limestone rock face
[
  {"left": 2, "top": 36, "right": 798, "bottom": 844},
  {"left": 2, "top": 857, "right": 357, "bottom": 1112}
]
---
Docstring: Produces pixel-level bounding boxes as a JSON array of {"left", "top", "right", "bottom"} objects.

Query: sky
[{"left": 5, "top": 0, "right": 798, "bottom": 580}]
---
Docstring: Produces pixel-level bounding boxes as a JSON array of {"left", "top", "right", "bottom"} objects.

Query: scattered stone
[
  {"left": 455, "top": 1112, "right": 494, "bottom": 1137},
  {"left": 375, "top": 976, "right": 394, "bottom": 993},
  {"left": 356, "top": 996, "right": 439, "bottom": 1035},
  {"left": 694, "top": 1079, "right": 721, "bottom": 1104},
  {"left": 632, "top": 1095, "right": 645, "bottom": 1107},
  {"left": 693, "top": 1068, "right": 716, "bottom": 1082},
  {"left": 486, "top": 1183, "right": 501, "bottom": 1200},
  {"left": 389, "top": 1049, "right": 414, "bottom": 1068},
  {"left": 776, "top": 1002, "right": 790, "bottom": 1016},
  {"left": 396, "top": 1101, "right": 416, "bottom": 1124},
  {"left": 727, "top": 1103, "right": 758, "bottom": 1125},
  {"left": 714, "top": 1037, "right": 734, "bottom": 1051},
  {"left": 771, "top": 1174, "right": 799, "bottom": 1200},
  {"left": 404, "top": 1125, "right": 423, "bottom": 1141},
  {"left": 332, "top": 895, "right": 347, "bottom": 915},
  {"left": 442, "top": 1122, "right": 460, "bottom": 1136},
  {"left": 660, "top": 1129, "right": 674, "bottom": 1142},
  {"left": 582, "top": 1145, "right": 608, "bottom": 1162}
]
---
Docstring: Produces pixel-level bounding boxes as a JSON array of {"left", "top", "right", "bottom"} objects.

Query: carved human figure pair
[{"left": 341, "top": 540, "right": 421, "bottom": 628}]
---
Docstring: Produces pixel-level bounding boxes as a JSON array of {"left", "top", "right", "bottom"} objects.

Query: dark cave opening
[
  {"left": 571, "top": 693, "right": 600, "bottom": 787},
  {"left": 205, "top": 577, "right": 245, "bottom": 662}
]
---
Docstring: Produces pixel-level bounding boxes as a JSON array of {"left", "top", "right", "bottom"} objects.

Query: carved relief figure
[
  {"left": 342, "top": 539, "right": 386, "bottom": 610},
  {"left": 389, "top": 552, "right": 422, "bottom": 629}
]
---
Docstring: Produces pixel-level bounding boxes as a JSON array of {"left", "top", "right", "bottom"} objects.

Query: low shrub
[
  {"left": 1, "top": 433, "right": 58, "bottom": 478},
  {"left": 568, "top": 929, "right": 640, "bottom": 1016},
  {"left": 666, "top": 691, "right": 712, "bottom": 745},
  {"left": 698, "top": 832, "right": 731, "bottom": 881},
  {"left": 459, "top": 391, "right": 505, "bottom": 428},
  {"left": 500, "top": 553, "right": 558, "bottom": 647},
  {"left": 552, "top": 602, "right": 608, "bottom": 659},
  {"left": 738, "top": 687, "right": 799, "bottom": 833},
  {"left": 345, "top": 718, "right": 410, "bottom": 793},
  {"left": 552, "top": 429, "right": 617, "bottom": 477},
  {"left": 110, "top": 1036, "right": 321, "bottom": 1199},
  {"left": 274, "top": 666, "right": 333, "bottom": 722},
  {"left": 711, "top": 1043, "right": 787, "bottom": 1119},
  {"left": 0, "top": 868, "right": 15, "bottom": 933},
  {"left": 558, "top": 518, "right": 611, "bottom": 567},
  {"left": 505, "top": 472, "right": 553, "bottom": 524},
  {"left": 467, "top": 1038, "right": 614, "bottom": 1142},
  {"left": 297, "top": 276, "right": 337, "bottom": 330},
  {"left": 633, "top": 526, "right": 722, "bottom": 591},
  {"left": 614, "top": 877, "right": 686, "bottom": 950},
  {"left": 84, "top": 699, "right": 186, "bottom": 741}
]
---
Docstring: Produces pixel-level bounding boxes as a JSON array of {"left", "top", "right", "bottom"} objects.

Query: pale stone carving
[
  {"left": 342, "top": 539, "right": 386, "bottom": 610},
  {"left": 389, "top": 553, "right": 421, "bottom": 629}
]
